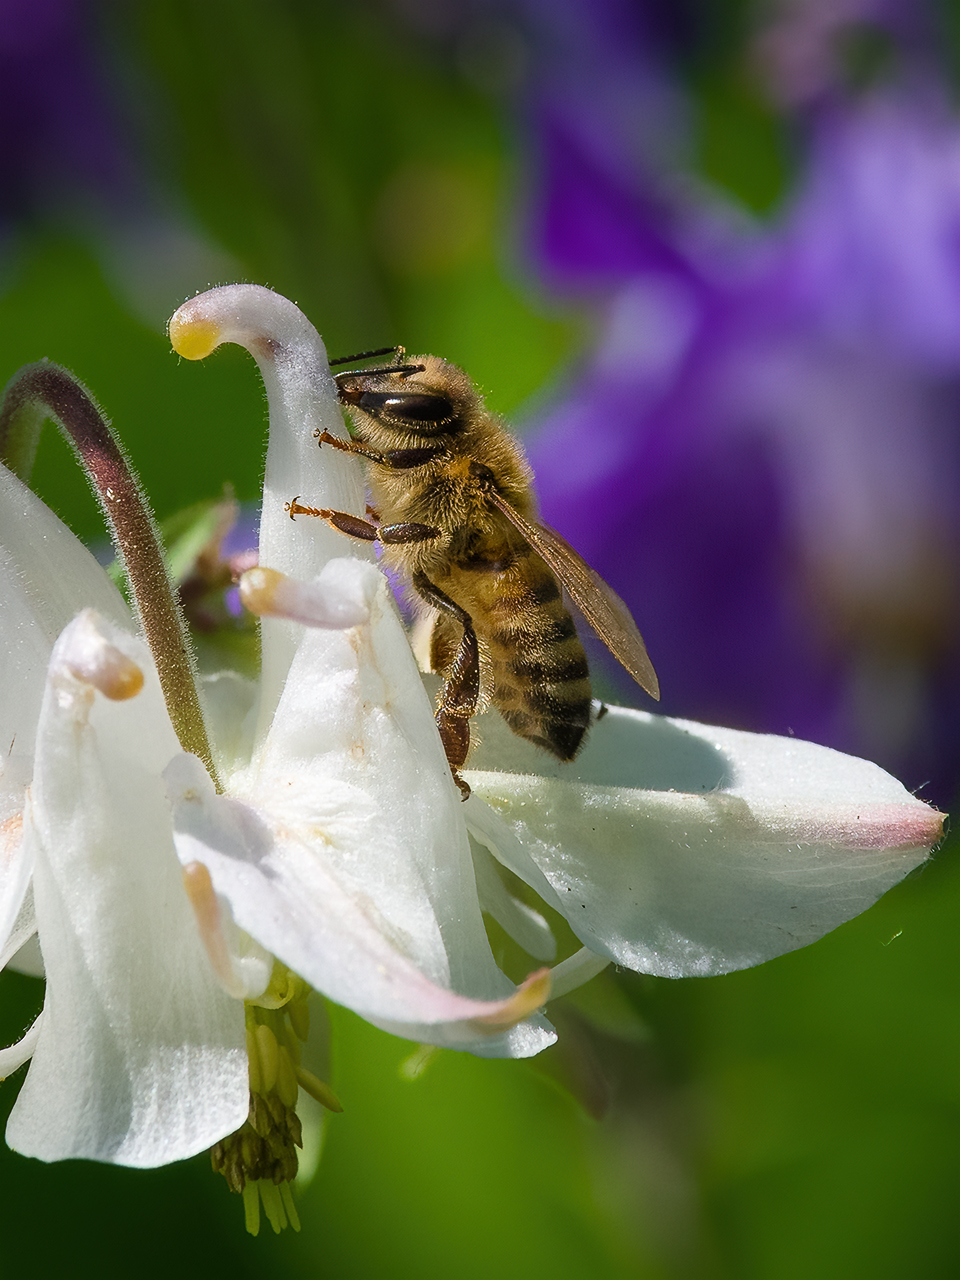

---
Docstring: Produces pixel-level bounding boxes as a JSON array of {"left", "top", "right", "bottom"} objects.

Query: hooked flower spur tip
[
  {"left": 239, "top": 560, "right": 378, "bottom": 630},
  {"left": 470, "top": 968, "right": 552, "bottom": 1032},
  {"left": 169, "top": 300, "right": 225, "bottom": 361},
  {"left": 58, "top": 609, "right": 144, "bottom": 701}
]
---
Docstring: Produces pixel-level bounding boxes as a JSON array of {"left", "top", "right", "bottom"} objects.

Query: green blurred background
[{"left": 2, "top": 3, "right": 959, "bottom": 1277}]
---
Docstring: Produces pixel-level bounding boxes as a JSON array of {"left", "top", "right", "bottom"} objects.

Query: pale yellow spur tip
[
  {"left": 65, "top": 647, "right": 144, "bottom": 701},
  {"left": 470, "top": 967, "right": 552, "bottom": 1032},
  {"left": 168, "top": 312, "right": 222, "bottom": 361}
]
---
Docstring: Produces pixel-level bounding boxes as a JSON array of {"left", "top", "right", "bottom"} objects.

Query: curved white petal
[
  {"left": 169, "top": 755, "right": 552, "bottom": 1056},
  {"left": 5, "top": 612, "right": 248, "bottom": 1165},
  {"left": 470, "top": 840, "right": 557, "bottom": 963},
  {"left": 169, "top": 572, "right": 555, "bottom": 1057},
  {"left": 0, "top": 463, "right": 129, "bottom": 816},
  {"left": 465, "top": 705, "right": 942, "bottom": 977},
  {"left": 548, "top": 948, "right": 611, "bottom": 1000},
  {"left": 0, "top": 813, "right": 30, "bottom": 967},
  {"left": 0, "top": 883, "right": 36, "bottom": 971},
  {"left": 0, "top": 465, "right": 131, "bottom": 958},
  {"left": 6, "top": 932, "right": 43, "bottom": 978},
  {"left": 169, "top": 285, "right": 371, "bottom": 733},
  {"left": 239, "top": 558, "right": 375, "bottom": 629},
  {"left": 0, "top": 1012, "right": 42, "bottom": 1079}
]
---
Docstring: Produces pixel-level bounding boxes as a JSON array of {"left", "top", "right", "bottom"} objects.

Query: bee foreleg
[
  {"left": 413, "top": 571, "right": 479, "bottom": 801},
  {"left": 315, "top": 430, "right": 442, "bottom": 472},
  {"left": 314, "top": 429, "right": 386, "bottom": 465}
]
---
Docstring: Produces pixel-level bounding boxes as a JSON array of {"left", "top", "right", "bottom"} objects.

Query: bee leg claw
[{"left": 453, "top": 771, "right": 471, "bottom": 801}]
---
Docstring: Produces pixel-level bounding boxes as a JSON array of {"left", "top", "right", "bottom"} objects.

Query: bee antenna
[
  {"left": 334, "top": 362, "right": 426, "bottom": 383},
  {"left": 329, "top": 346, "right": 404, "bottom": 367}
]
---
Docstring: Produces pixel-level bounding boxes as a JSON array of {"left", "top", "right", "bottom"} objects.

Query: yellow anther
[
  {"left": 295, "top": 1066, "right": 343, "bottom": 1113},
  {"left": 245, "top": 1023, "right": 262, "bottom": 1096},
  {"left": 258, "top": 1181, "right": 290, "bottom": 1235},
  {"left": 217, "top": 982, "right": 326, "bottom": 1233},
  {"left": 242, "top": 1183, "right": 261, "bottom": 1237},
  {"left": 279, "top": 1022, "right": 301, "bottom": 1067},
  {"left": 287, "top": 998, "right": 310, "bottom": 1043},
  {"left": 255, "top": 1023, "right": 280, "bottom": 1095},
  {"left": 280, "top": 1184, "right": 301, "bottom": 1233},
  {"left": 168, "top": 313, "right": 222, "bottom": 361},
  {"left": 276, "top": 1045, "right": 299, "bottom": 1110}
]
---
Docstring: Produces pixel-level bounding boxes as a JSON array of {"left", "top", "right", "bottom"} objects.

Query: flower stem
[{"left": 0, "top": 360, "right": 219, "bottom": 786}]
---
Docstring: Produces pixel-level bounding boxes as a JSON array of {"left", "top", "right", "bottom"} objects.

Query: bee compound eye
[{"left": 358, "top": 390, "right": 454, "bottom": 425}]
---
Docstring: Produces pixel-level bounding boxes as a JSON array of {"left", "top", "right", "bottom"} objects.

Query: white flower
[{"left": 0, "top": 284, "right": 942, "bottom": 1180}]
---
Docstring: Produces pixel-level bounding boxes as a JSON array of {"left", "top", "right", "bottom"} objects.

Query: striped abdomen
[{"left": 433, "top": 541, "right": 593, "bottom": 761}]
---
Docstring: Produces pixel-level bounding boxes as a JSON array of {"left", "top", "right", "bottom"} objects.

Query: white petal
[
  {"left": 6, "top": 932, "right": 43, "bottom": 978},
  {"left": 465, "top": 705, "right": 942, "bottom": 977},
  {"left": 169, "top": 756, "right": 552, "bottom": 1055},
  {"left": 5, "top": 612, "right": 248, "bottom": 1166},
  {"left": 179, "top": 859, "right": 273, "bottom": 1001},
  {"left": 470, "top": 839, "right": 557, "bottom": 962},
  {"left": 0, "top": 1012, "right": 42, "bottom": 1079},
  {"left": 0, "top": 463, "right": 129, "bottom": 818},
  {"left": 169, "top": 285, "right": 372, "bottom": 734},
  {"left": 199, "top": 669, "right": 258, "bottom": 781},
  {"left": 170, "top": 577, "right": 555, "bottom": 1057},
  {"left": 0, "top": 812, "right": 30, "bottom": 968},
  {"left": 548, "top": 948, "right": 611, "bottom": 999},
  {"left": 0, "top": 883, "right": 37, "bottom": 971}
]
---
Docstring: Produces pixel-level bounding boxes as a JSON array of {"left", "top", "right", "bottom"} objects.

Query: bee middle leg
[{"left": 412, "top": 571, "right": 479, "bottom": 801}]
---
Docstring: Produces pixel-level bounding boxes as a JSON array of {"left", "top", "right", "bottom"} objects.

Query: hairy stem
[{"left": 0, "top": 360, "right": 219, "bottom": 786}]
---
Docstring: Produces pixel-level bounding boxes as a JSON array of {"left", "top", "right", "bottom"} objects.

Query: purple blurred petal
[
  {"left": 527, "top": 86, "right": 960, "bottom": 807},
  {"left": 0, "top": 0, "right": 137, "bottom": 218}
]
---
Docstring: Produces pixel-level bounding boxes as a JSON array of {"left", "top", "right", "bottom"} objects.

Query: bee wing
[{"left": 486, "top": 490, "right": 660, "bottom": 700}]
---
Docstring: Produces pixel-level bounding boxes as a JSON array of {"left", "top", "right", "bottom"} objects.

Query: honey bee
[{"left": 287, "top": 348, "right": 659, "bottom": 797}]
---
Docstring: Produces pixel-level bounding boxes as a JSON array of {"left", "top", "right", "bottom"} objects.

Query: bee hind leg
[{"left": 413, "top": 571, "right": 479, "bottom": 801}]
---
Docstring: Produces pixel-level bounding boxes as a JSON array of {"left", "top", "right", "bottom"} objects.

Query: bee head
[{"left": 332, "top": 353, "right": 474, "bottom": 438}]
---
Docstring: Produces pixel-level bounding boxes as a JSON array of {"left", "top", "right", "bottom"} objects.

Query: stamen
[
  {"left": 255, "top": 1023, "right": 280, "bottom": 1095},
  {"left": 0, "top": 1011, "right": 43, "bottom": 1080},
  {"left": 241, "top": 1183, "right": 261, "bottom": 1237},
  {"left": 547, "top": 947, "right": 611, "bottom": 1000},
  {"left": 276, "top": 1043, "right": 299, "bottom": 1109},
  {"left": 287, "top": 996, "right": 310, "bottom": 1043},
  {"left": 280, "top": 1182, "right": 301, "bottom": 1232},
  {"left": 295, "top": 1065, "right": 343, "bottom": 1112},
  {"left": 259, "top": 1180, "right": 289, "bottom": 1234},
  {"left": 211, "top": 984, "right": 339, "bottom": 1235}
]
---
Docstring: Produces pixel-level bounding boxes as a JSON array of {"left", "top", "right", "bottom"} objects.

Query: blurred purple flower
[
  {"left": 0, "top": 0, "right": 134, "bottom": 225},
  {"left": 514, "top": 11, "right": 960, "bottom": 806}
]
